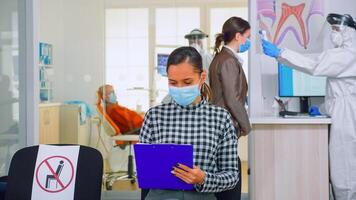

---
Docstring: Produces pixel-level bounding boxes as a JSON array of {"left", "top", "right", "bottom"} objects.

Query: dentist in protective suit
[{"left": 262, "top": 13, "right": 356, "bottom": 200}]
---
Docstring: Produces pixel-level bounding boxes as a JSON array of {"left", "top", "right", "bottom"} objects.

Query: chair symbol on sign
[{"left": 45, "top": 160, "right": 64, "bottom": 189}]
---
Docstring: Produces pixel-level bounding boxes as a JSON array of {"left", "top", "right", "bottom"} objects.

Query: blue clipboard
[{"left": 134, "top": 144, "right": 194, "bottom": 190}]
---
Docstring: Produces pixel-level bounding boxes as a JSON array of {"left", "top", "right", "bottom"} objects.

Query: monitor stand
[{"left": 300, "top": 97, "right": 310, "bottom": 113}]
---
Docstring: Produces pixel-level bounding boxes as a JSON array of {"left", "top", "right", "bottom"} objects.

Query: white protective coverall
[{"left": 277, "top": 27, "right": 356, "bottom": 200}]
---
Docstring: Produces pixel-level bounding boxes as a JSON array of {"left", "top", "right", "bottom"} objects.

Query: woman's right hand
[
  {"left": 262, "top": 39, "right": 281, "bottom": 58},
  {"left": 172, "top": 164, "right": 206, "bottom": 185}
]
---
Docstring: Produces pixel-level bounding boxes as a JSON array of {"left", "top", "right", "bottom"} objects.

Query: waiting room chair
[
  {"left": 96, "top": 103, "right": 139, "bottom": 190},
  {"left": 4, "top": 145, "right": 103, "bottom": 200}
]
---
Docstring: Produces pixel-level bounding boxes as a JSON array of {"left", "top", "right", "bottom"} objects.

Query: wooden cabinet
[
  {"left": 39, "top": 103, "right": 60, "bottom": 144},
  {"left": 249, "top": 118, "right": 331, "bottom": 200},
  {"left": 39, "top": 103, "right": 91, "bottom": 145}
]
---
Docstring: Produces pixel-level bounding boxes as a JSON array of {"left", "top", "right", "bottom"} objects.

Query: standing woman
[
  {"left": 140, "top": 46, "right": 239, "bottom": 200},
  {"left": 209, "top": 17, "right": 252, "bottom": 200}
]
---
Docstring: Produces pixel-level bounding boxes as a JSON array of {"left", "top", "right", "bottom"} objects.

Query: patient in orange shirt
[{"left": 97, "top": 85, "right": 143, "bottom": 140}]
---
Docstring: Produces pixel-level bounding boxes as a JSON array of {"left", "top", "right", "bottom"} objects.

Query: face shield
[
  {"left": 184, "top": 29, "right": 209, "bottom": 52},
  {"left": 317, "top": 13, "right": 356, "bottom": 48},
  {"left": 327, "top": 13, "right": 356, "bottom": 31}
]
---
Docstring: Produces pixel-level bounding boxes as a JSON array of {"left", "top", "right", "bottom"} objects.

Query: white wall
[
  {"left": 39, "top": 0, "right": 105, "bottom": 105},
  {"left": 38, "top": 0, "right": 63, "bottom": 102},
  {"left": 327, "top": 0, "right": 356, "bottom": 15}
]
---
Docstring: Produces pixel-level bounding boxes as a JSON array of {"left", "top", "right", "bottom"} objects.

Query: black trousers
[
  {"left": 0, "top": 176, "right": 8, "bottom": 200},
  {"left": 215, "top": 156, "right": 242, "bottom": 200},
  {"left": 141, "top": 188, "right": 150, "bottom": 200},
  {"left": 141, "top": 157, "right": 242, "bottom": 200}
]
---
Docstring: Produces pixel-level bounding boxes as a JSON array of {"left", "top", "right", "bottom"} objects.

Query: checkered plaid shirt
[{"left": 139, "top": 100, "right": 239, "bottom": 193}]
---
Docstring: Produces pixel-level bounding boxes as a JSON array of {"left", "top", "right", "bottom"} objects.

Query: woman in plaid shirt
[{"left": 140, "top": 46, "right": 239, "bottom": 200}]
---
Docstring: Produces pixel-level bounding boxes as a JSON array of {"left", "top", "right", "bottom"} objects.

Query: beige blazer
[{"left": 209, "top": 47, "right": 251, "bottom": 136}]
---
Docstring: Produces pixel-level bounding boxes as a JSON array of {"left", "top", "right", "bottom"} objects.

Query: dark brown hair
[
  {"left": 166, "top": 46, "right": 212, "bottom": 101},
  {"left": 214, "top": 16, "right": 251, "bottom": 54}
]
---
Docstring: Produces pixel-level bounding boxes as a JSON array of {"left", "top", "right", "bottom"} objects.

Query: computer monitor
[
  {"left": 278, "top": 63, "right": 326, "bottom": 112},
  {"left": 157, "top": 54, "right": 169, "bottom": 77}
]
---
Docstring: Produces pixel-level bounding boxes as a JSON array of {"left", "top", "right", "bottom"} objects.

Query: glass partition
[{"left": 0, "top": 0, "right": 27, "bottom": 176}]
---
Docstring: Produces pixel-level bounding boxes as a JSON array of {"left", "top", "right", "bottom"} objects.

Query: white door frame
[{"left": 18, "top": 0, "right": 39, "bottom": 146}]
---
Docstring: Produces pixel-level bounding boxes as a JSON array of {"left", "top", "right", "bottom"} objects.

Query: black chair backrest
[{"left": 5, "top": 145, "right": 103, "bottom": 200}]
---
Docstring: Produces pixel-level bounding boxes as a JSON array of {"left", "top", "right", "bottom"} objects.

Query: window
[
  {"left": 156, "top": 8, "right": 200, "bottom": 46},
  {"left": 154, "top": 8, "right": 200, "bottom": 103},
  {"left": 105, "top": 8, "right": 149, "bottom": 111}
]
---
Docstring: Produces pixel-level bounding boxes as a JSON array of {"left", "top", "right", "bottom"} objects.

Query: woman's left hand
[{"left": 172, "top": 163, "right": 205, "bottom": 185}]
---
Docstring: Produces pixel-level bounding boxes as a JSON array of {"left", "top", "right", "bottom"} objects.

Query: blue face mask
[
  {"left": 169, "top": 84, "right": 201, "bottom": 106},
  {"left": 108, "top": 92, "right": 117, "bottom": 103},
  {"left": 239, "top": 38, "right": 250, "bottom": 53}
]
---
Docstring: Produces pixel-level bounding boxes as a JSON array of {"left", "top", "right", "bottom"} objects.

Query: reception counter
[{"left": 248, "top": 117, "right": 331, "bottom": 200}]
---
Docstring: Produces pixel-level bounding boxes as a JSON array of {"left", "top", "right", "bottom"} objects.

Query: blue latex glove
[
  {"left": 309, "top": 106, "right": 321, "bottom": 116},
  {"left": 262, "top": 39, "right": 281, "bottom": 58}
]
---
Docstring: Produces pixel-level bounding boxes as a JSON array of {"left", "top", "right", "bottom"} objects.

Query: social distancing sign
[{"left": 31, "top": 145, "right": 80, "bottom": 200}]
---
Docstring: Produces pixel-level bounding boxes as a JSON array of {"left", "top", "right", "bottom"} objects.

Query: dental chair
[{"left": 95, "top": 103, "right": 139, "bottom": 190}]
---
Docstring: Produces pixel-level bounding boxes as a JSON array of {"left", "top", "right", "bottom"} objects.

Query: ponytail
[
  {"left": 201, "top": 82, "right": 212, "bottom": 102},
  {"left": 214, "top": 17, "right": 251, "bottom": 55},
  {"left": 214, "top": 33, "right": 224, "bottom": 55}
]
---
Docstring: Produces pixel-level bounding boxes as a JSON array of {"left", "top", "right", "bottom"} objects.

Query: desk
[
  {"left": 249, "top": 117, "right": 331, "bottom": 200},
  {"left": 111, "top": 135, "right": 139, "bottom": 142}
]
